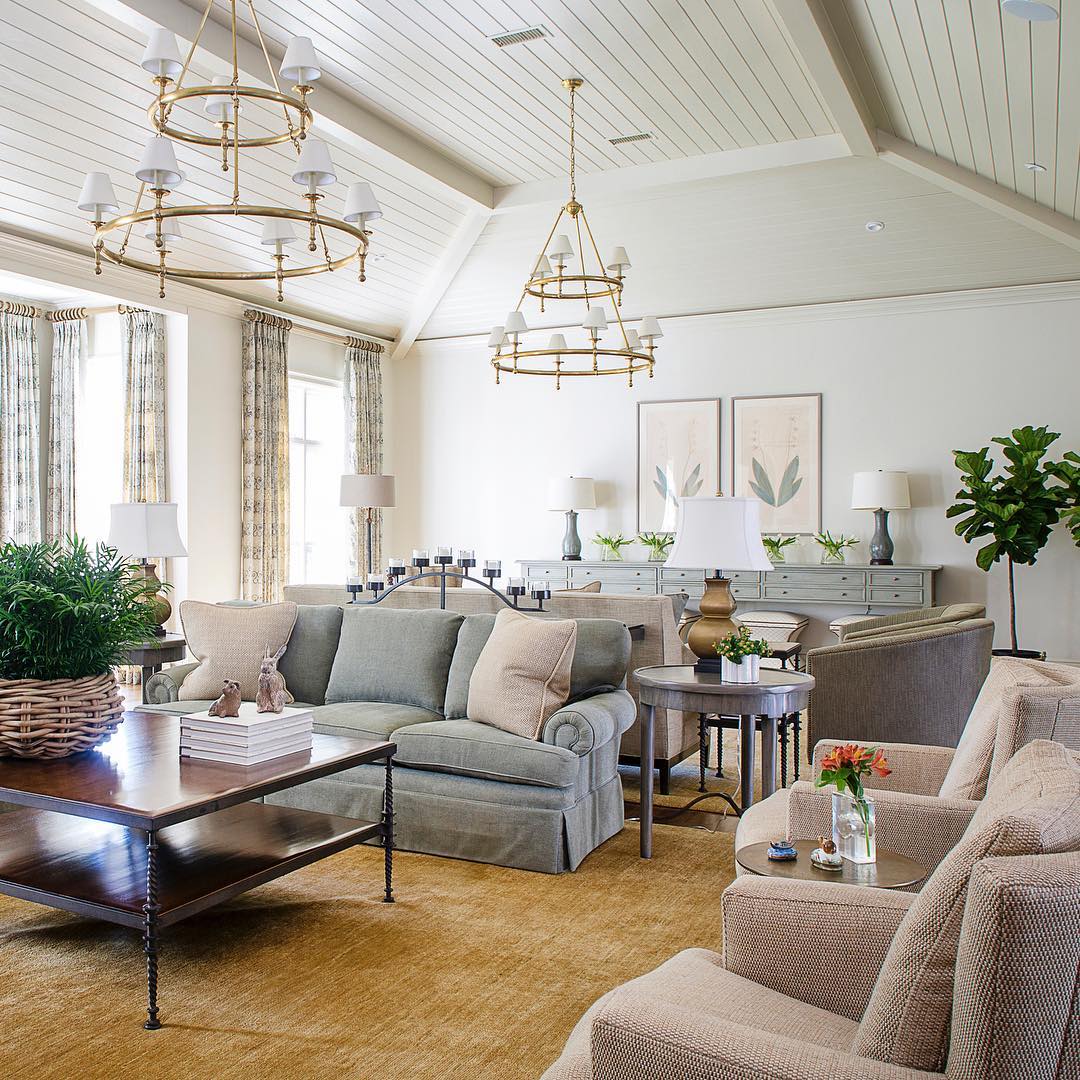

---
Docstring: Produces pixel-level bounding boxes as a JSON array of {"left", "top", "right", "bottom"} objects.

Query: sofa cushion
[
  {"left": 310, "top": 701, "right": 442, "bottom": 742},
  {"left": 467, "top": 609, "right": 577, "bottom": 739},
  {"left": 393, "top": 719, "right": 578, "bottom": 788},
  {"left": 939, "top": 657, "right": 1060, "bottom": 801},
  {"left": 325, "top": 607, "right": 464, "bottom": 712},
  {"left": 276, "top": 604, "right": 343, "bottom": 706},
  {"left": 854, "top": 740, "right": 1080, "bottom": 1072},
  {"left": 178, "top": 600, "right": 297, "bottom": 701},
  {"left": 445, "top": 614, "right": 631, "bottom": 720}
]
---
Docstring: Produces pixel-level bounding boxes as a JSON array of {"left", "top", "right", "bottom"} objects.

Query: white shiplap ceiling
[{"left": 0, "top": 0, "right": 1078, "bottom": 343}]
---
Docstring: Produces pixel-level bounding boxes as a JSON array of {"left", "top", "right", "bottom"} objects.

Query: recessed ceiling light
[
  {"left": 1000, "top": 1, "right": 1058, "bottom": 22},
  {"left": 1024, "top": 161, "right": 1047, "bottom": 172},
  {"left": 865, "top": 221, "right": 885, "bottom": 233}
]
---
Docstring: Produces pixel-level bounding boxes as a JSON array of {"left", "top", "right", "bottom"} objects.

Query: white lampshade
[
  {"left": 343, "top": 181, "right": 382, "bottom": 224},
  {"left": 77, "top": 172, "right": 119, "bottom": 218},
  {"left": 549, "top": 233, "right": 574, "bottom": 261},
  {"left": 260, "top": 217, "right": 298, "bottom": 248},
  {"left": 135, "top": 136, "right": 183, "bottom": 189},
  {"left": 504, "top": 310, "right": 528, "bottom": 334},
  {"left": 532, "top": 255, "right": 552, "bottom": 279},
  {"left": 548, "top": 333, "right": 568, "bottom": 351},
  {"left": 851, "top": 470, "right": 911, "bottom": 510},
  {"left": 339, "top": 474, "right": 396, "bottom": 508},
  {"left": 582, "top": 306, "right": 608, "bottom": 331},
  {"left": 108, "top": 502, "right": 188, "bottom": 559},
  {"left": 623, "top": 328, "right": 641, "bottom": 350},
  {"left": 638, "top": 315, "right": 663, "bottom": 341},
  {"left": 607, "top": 246, "right": 631, "bottom": 273},
  {"left": 547, "top": 476, "right": 596, "bottom": 511},
  {"left": 291, "top": 138, "right": 337, "bottom": 190},
  {"left": 204, "top": 76, "right": 241, "bottom": 121},
  {"left": 487, "top": 325, "right": 506, "bottom": 348},
  {"left": 140, "top": 27, "right": 182, "bottom": 79},
  {"left": 280, "top": 35, "right": 322, "bottom": 85},
  {"left": 143, "top": 217, "right": 183, "bottom": 243},
  {"left": 665, "top": 496, "right": 772, "bottom": 572}
]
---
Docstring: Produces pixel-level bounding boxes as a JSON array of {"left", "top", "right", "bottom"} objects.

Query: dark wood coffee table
[
  {"left": 0, "top": 711, "right": 396, "bottom": 1030},
  {"left": 735, "top": 840, "right": 927, "bottom": 890}
]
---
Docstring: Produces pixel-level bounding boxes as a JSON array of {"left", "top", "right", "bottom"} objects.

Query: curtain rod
[
  {"left": 243, "top": 307, "right": 384, "bottom": 353},
  {"left": 0, "top": 302, "right": 150, "bottom": 321}
]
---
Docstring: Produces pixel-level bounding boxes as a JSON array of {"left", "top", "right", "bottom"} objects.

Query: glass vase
[
  {"left": 647, "top": 549, "right": 667, "bottom": 563},
  {"left": 820, "top": 549, "right": 846, "bottom": 565},
  {"left": 601, "top": 547, "right": 624, "bottom": 562},
  {"left": 831, "top": 792, "right": 876, "bottom": 863}
]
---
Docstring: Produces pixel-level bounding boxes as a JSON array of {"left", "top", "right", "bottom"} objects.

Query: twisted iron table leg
[
  {"left": 382, "top": 756, "right": 395, "bottom": 903},
  {"left": 780, "top": 719, "right": 789, "bottom": 788},
  {"left": 794, "top": 715, "right": 802, "bottom": 781},
  {"left": 716, "top": 722, "right": 724, "bottom": 778},
  {"left": 143, "top": 830, "right": 161, "bottom": 1030},
  {"left": 698, "top": 714, "right": 708, "bottom": 793}
]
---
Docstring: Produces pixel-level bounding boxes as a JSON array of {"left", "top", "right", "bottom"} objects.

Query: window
[
  {"left": 74, "top": 313, "right": 124, "bottom": 544},
  {"left": 289, "top": 375, "right": 348, "bottom": 584}
]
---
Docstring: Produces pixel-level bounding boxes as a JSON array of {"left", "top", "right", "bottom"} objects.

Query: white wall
[{"left": 394, "top": 288, "right": 1080, "bottom": 660}]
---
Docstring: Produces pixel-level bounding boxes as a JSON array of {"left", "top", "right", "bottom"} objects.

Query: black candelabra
[{"left": 345, "top": 549, "right": 552, "bottom": 612}]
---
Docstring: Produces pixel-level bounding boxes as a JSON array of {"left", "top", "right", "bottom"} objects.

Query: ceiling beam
[
  {"left": 770, "top": 0, "right": 877, "bottom": 157},
  {"left": 493, "top": 134, "right": 849, "bottom": 212},
  {"left": 85, "top": 0, "right": 494, "bottom": 210},
  {"left": 878, "top": 132, "right": 1080, "bottom": 255},
  {"left": 388, "top": 208, "right": 491, "bottom": 362}
]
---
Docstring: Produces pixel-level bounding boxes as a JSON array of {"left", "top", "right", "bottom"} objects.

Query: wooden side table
[
  {"left": 125, "top": 634, "right": 187, "bottom": 701},
  {"left": 735, "top": 840, "right": 927, "bottom": 890},
  {"left": 634, "top": 666, "right": 815, "bottom": 859}
]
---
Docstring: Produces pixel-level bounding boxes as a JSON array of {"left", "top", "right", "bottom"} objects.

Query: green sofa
[{"left": 143, "top": 604, "right": 635, "bottom": 873}]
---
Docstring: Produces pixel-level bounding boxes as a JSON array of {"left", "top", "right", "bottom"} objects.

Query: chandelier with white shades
[
  {"left": 76, "top": 1, "right": 381, "bottom": 302},
  {"left": 488, "top": 79, "right": 661, "bottom": 388}
]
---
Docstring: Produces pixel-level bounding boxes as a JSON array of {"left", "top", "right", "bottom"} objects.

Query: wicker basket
[{"left": 0, "top": 672, "right": 125, "bottom": 758}]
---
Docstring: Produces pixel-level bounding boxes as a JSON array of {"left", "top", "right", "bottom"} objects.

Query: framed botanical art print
[
  {"left": 731, "top": 393, "right": 821, "bottom": 534},
  {"left": 637, "top": 399, "right": 721, "bottom": 533}
]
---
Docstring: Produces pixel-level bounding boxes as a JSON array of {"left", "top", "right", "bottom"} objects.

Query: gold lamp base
[
  {"left": 141, "top": 561, "right": 171, "bottom": 637},
  {"left": 686, "top": 576, "right": 742, "bottom": 673}
]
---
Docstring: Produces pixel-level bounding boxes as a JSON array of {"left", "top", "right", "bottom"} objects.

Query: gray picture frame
[{"left": 637, "top": 398, "right": 722, "bottom": 534}]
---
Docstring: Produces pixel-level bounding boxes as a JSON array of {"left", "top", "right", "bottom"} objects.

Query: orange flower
[{"left": 869, "top": 748, "right": 891, "bottom": 778}]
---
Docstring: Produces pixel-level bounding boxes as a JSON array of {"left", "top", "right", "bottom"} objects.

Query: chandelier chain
[{"left": 568, "top": 85, "right": 576, "bottom": 203}]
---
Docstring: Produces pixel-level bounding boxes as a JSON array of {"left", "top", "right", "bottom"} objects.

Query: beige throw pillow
[
  {"left": 466, "top": 608, "right": 577, "bottom": 740},
  {"left": 554, "top": 580, "right": 602, "bottom": 593},
  {"left": 179, "top": 600, "right": 297, "bottom": 701}
]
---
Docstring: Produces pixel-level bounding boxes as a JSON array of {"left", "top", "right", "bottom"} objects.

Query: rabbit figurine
[
  {"left": 208, "top": 679, "right": 242, "bottom": 718},
  {"left": 255, "top": 644, "right": 294, "bottom": 713}
]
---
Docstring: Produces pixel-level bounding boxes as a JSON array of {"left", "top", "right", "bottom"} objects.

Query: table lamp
[
  {"left": 340, "top": 473, "right": 396, "bottom": 578},
  {"left": 547, "top": 476, "right": 596, "bottom": 561},
  {"left": 108, "top": 502, "right": 188, "bottom": 636},
  {"left": 851, "top": 470, "right": 910, "bottom": 565},
  {"left": 665, "top": 495, "right": 773, "bottom": 672}
]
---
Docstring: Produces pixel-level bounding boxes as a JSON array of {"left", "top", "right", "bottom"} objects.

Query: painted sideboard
[{"left": 517, "top": 559, "right": 941, "bottom": 609}]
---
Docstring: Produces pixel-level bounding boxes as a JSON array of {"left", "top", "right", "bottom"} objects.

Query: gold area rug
[{"left": 0, "top": 823, "right": 734, "bottom": 1080}]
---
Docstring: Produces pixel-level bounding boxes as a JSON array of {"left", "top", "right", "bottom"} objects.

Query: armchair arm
[
  {"left": 722, "top": 875, "right": 911, "bottom": 1020},
  {"left": 787, "top": 781, "right": 978, "bottom": 873},
  {"left": 143, "top": 661, "right": 201, "bottom": 705},
  {"left": 588, "top": 994, "right": 936, "bottom": 1080},
  {"left": 541, "top": 689, "right": 636, "bottom": 755},
  {"left": 811, "top": 740, "right": 955, "bottom": 796}
]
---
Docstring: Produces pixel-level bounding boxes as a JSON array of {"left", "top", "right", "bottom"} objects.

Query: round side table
[
  {"left": 735, "top": 840, "right": 927, "bottom": 890},
  {"left": 634, "top": 665, "right": 814, "bottom": 859}
]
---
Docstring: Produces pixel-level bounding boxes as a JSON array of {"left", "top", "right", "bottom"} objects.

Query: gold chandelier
[
  {"left": 489, "top": 79, "right": 662, "bottom": 388},
  {"left": 75, "top": 0, "right": 382, "bottom": 301}
]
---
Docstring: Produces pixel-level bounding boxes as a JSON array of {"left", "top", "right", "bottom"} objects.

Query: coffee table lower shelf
[{"left": 0, "top": 802, "right": 386, "bottom": 1023}]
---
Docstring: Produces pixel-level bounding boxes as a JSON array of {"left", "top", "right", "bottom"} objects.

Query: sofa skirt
[{"left": 265, "top": 762, "right": 625, "bottom": 874}]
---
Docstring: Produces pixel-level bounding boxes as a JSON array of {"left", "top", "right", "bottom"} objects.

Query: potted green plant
[
  {"left": 816, "top": 743, "right": 891, "bottom": 864},
  {"left": 714, "top": 625, "right": 771, "bottom": 684},
  {"left": 947, "top": 426, "right": 1075, "bottom": 658},
  {"left": 761, "top": 534, "right": 798, "bottom": 564},
  {"left": 813, "top": 531, "right": 860, "bottom": 565},
  {"left": 592, "top": 533, "right": 633, "bottom": 562},
  {"left": 637, "top": 532, "right": 673, "bottom": 563},
  {"left": 0, "top": 538, "right": 162, "bottom": 758}
]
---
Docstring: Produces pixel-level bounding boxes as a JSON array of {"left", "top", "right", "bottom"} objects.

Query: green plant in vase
[
  {"left": 713, "top": 625, "right": 771, "bottom": 684},
  {"left": 637, "top": 532, "right": 673, "bottom": 563},
  {"left": 761, "top": 534, "right": 798, "bottom": 564},
  {"left": 593, "top": 533, "right": 633, "bottom": 562},
  {"left": 813, "top": 530, "right": 859, "bottom": 565}
]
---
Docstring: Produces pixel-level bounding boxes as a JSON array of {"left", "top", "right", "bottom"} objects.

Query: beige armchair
[
  {"left": 833, "top": 603, "right": 985, "bottom": 642},
  {"left": 737, "top": 656, "right": 1080, "bottom": 875},
  {"left": 543, "top": 740, "right": 1080, "bottom": 1080},
  {"left": 804, "top": 618, "right": 994, "bottom": 752}
]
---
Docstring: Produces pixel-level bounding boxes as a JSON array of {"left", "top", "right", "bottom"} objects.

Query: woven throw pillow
[
  {"left": 854, "top": 740, "right": 1080, "bottom": 1072},
  {"left": 939, "top": 657, "right": 1058, "bottom": 801},
  {"left": 554, "top": 580, "right": 602, "bottom": 593},
  {"left": 179, "top": 600, "right": 297, "bottom": 701},
  {"left": 466, "top": 608, "right": 577, "bottom": 739}
]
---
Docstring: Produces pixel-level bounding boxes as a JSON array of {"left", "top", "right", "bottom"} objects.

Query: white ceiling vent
[
  {"left": 609, "top": 132, "right": 654, "bottom": 146},
  {"left": 488, "top": 25, "right": 548, "bottom": 48}
]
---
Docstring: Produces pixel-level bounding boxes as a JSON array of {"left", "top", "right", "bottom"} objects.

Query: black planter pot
[{"left": 991, "top": 648, "right": 1047, "bottom": 661}]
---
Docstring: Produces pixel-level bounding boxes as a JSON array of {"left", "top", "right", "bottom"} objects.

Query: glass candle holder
[
  {"left": 483, "top": 559, "right": 502, "bottom": 578},
  {"left": 387, "top": 557, "right": 406, "bottom": 577},
  {"left": 507, "top": 577, "right": 526, "bottom": 594},
  {"left": 435, "top": 546, "right": 453, "bottom": 564},
  {"left": 367, "top": 574, "right": 385, "bottom": 593},
  {"left": 413, "top": 549, "right": 430, "bottom": 567},
  {"left": 458, "top": 549, "right": 476, "bottom": 567}
]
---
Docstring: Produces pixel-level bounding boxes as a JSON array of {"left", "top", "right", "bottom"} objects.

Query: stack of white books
[{"left": 180, "top": 703, "right": 314, "bottom": 765}]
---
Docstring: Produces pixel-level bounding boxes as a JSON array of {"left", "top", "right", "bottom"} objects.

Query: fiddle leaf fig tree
[
  {"left": 1050, "top": 451, "right": 1080, "bottom": 546},
  {"left": 946, "top": 425, "right": 1066, "bottom": 654}
]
